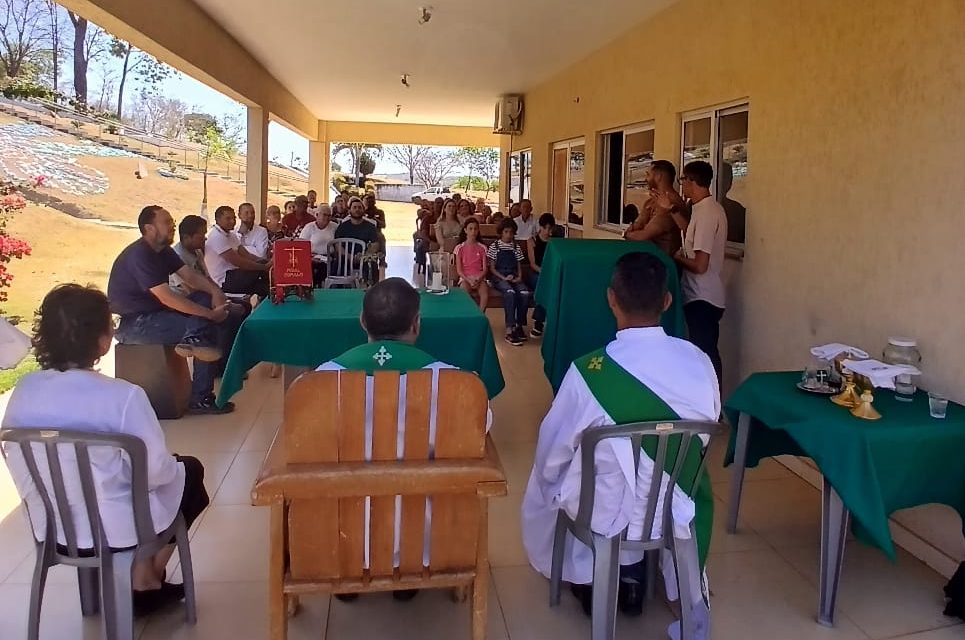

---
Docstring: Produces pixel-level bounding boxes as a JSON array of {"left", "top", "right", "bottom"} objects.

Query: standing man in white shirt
[
  {"left": 204, "top": 205, "right": 271, "bottom": 299},
  {"left": 513, "top": 198, "right": 538, "bottom": 241},
  {"left": 237, "top": 202, "right": 270, "bottom": 261},
  {"left": 672, "top": 161, "right": 727, "bottom": 383}
]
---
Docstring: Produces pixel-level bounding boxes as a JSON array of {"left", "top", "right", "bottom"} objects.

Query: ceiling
[{"left": 191, "top": 0, "right": 675, "bottom": 127}]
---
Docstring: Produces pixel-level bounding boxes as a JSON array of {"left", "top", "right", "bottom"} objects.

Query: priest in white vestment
[{"left": 521, "top": 252, "right": 720, "bottom": 639}]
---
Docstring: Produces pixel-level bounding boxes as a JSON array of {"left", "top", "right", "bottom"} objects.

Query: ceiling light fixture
[
  {"left": 401, "top": 74, "right": 411, "bottom": 88},
  {"left": 418, "top": 6, "right": 432, "bottom": 24},
  {"left": 396, "top": 105, "right": 402, "bottom": 118}
]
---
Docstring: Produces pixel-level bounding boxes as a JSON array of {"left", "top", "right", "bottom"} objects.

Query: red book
[{"left": 272, "top": 240, "right": 313, "bottom": 288}]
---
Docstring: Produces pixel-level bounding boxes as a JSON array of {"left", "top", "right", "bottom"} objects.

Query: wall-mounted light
[
  {"left": 401, "top": 74, "right": 411, "bottom": 88},
  {"left": 396, "top": 105, "right": 402, "bottom": 118},
  {"left": 418, "top": 6, "right": 433, "bottom": 24}
]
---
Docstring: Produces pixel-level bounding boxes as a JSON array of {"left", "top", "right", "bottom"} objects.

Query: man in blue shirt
[{"left": 108, "top": 205, "right": 234, "bottom": 415}]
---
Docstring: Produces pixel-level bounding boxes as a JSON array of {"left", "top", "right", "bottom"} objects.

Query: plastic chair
[
  {"left": 0, "top": 428, "right": 198, "bottom": 640},
  {"left": 323, "top": 238, "right": 367, "bottom": 289},
  {"left": 548, "top": 420, "right": 722, "bottom": 640}
]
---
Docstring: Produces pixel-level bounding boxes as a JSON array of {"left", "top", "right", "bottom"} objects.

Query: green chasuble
[
  {"left": 331, "top": 340, "right": 440, "bottom": 373},
  {"left": 574, "top": 349, "right": 714, "bottom": 568}
]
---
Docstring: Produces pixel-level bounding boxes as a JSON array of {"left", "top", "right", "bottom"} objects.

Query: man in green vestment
[
  {"left": 316, "top": 277, "right": 491, "bottom": 603},
  {"left": 521, "top": 252, "right": 719, "bottom": 639}
]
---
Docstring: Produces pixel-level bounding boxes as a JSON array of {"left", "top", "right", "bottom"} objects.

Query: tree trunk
[
  {"left": 69, "top": 13, "right": 89, "bottom": 105},
  {"left": 409, "top": 166, "right": 415, "bottom": 185},
  {"left": 115, "top": 47, "right": 132, "bottom": 119},
  {"left": 50, "top": 4, "right": 59, "bottom": 92}
]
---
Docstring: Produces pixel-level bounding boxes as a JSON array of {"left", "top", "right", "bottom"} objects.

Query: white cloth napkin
[
  {"left": 841, "top": 358, "right": 920, "bottom": 390},
  {"left": 810, "top": 343, "right": 870, "bottom": 361}
]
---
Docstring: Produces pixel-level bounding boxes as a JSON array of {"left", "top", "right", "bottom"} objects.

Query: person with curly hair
[{"left": 2, "top": 283, "right": 210, "bottom": 617}]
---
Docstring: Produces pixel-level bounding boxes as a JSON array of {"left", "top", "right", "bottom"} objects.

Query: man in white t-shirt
[
  {"left": 514, "top": 198, "right": 537, "bottom": 241},
  {"left": 204, "top": 205, "right": 271, "bottom": 299},
  {"left": 237, "top": 202, "right": 269, "bottom": 260},
  {"left": 670, "top": 161, "right": 727, "bottom": 383},
  {"left": 299, "top": 203, "right": 337, "bottom": 287}
]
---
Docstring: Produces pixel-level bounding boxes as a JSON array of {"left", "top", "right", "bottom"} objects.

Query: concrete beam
[
  {"left": 324, "top": 121, "right": 496, "bottom": 147},
  {"left": 58, "top": 0, "right": 318, "bottom": 139},
  {"left": 246, "top": 106, "right": 269, "bottom": 221}
]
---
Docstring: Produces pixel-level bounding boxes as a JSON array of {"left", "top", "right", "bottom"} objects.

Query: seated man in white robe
[
  {"left": 521, "top": 251, "right": 719, "bottom": 640},
  {"left": 316, "top": 277, "right": 492, "bottom": 602}
]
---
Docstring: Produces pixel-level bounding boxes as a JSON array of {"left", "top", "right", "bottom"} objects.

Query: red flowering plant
[{"left": 0, "top": 181, "right": 32, "bottom": 304}]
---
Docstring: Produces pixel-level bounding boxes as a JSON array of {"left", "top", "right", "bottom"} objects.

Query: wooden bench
[
  {"left": 113, "top": 344, "right": 191, "bottom": 419},
  {"left": 252, "top": 369, "right": 507, "bottom": 640}
]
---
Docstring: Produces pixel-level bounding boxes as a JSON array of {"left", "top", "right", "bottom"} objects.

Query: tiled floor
[{"left": 0, "top": 255, "right": 961, "bottom": 639}]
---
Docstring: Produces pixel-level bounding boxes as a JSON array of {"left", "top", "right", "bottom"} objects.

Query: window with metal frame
[{"left": 597, "top": 124, "right": 655, "bottom": 228}]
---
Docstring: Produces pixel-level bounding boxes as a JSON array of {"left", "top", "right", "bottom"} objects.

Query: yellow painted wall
[
  {"left": 515, "top": 0, "right": 965, "bottom": 395},
  {"left": 515, "top": 0, "right": 965, "bottom": 566}
]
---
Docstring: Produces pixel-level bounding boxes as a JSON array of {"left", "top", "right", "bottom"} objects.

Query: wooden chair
[{"left": 252, "top": 369, "right": 507, "bottom": 640}]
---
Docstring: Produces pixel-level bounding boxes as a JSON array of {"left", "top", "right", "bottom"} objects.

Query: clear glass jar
[{"left": 883, "top": 337, "right": 921, "bottom": 401}]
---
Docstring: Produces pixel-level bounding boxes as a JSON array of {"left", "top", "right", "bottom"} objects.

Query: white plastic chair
[
  {"left": 323, "top": 238, "right": 367, "bottom": 289},
  {"left": 0, "top": 428, "right": 197, "bottom": 640},
  {"left": 549, "top": 420, "right": 721, "bottom": 640}
]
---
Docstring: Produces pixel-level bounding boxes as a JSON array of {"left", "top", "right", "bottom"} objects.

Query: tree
[
  {"left": 332, "top": 142, "right": 381, "bottom": 183},
  {"left": 358, "top": 151, "right": 376, "bottom": 178},
  {"left": 67, "top": 13, "right": 106, "bottom": 106},
  {"left": 0, "top": 0, "right": 49, "bottom": 79},
  {"left": 384, "top": 144, "right": 430, "bottom": 185},
  {"left": 109, "top": 38, "right": 170, "bottom": 119},
  {"left": 413, "top": 149, "right": 461, "bottom": 187},
  {"left": 44, "top": 0, "right": 61, "bottom": 91},
  {"left": 127, "top": 90, "right": 187, "bottom": 138},
  {"left": 453, "top": 176, "right": 486, "bottom": 191},
  {"left": 460, "top": 147, "right": 499, "bottom": 197},
  {"left": 187, "top": 117, "right": 238, "bottom": 217}
]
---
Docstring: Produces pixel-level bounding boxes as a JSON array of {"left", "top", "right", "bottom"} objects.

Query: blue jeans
[
  {"left": 491, "top": 278, "right": 531, "bottom": 329},
  {"left": 525, "top": 271, "right": 546, "bottom": 324},
  {"left": 115, "top": 291, "right": 219, "bottom": 404}
]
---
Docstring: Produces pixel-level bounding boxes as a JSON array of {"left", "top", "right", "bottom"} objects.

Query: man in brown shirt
[{"left": 624, "top": 159, "right": 685, "bottom": 258}]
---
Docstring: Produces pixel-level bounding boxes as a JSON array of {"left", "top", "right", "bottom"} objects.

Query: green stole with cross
[
  {"left": 574, "top": 348, "right": 714, "bottom": 568},
  {"left": 332, "top": 340, "right": 438, "bottom": 373}
]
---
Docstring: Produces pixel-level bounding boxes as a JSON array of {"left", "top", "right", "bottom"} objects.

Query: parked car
[{"left": 411, "top": 186, "right": 451, "bottom": 203}]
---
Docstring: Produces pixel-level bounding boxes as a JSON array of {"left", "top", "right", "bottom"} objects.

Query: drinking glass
[{"left": 928, "top": 392, "right": 948, "bottom": 419}]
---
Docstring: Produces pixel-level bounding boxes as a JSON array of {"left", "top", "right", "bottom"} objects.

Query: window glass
[
  {"left": 568, "top": 144, "right": 585, "bottom": 228},
  {"left": 717, "top": 111, "right": 748, "bottom": 244},
  {"left": 623, "top": 129, "right": 654, "bottom": 225}
]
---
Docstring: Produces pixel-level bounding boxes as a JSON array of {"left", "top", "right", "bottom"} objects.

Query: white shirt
[
  {"left": 522, "top": 327, "right": 719, "bottom": 585},
  {"left": 1, "top": 369, "right": 185, "bottom": 548},
  {"left": 514, "top": 214, "right": 537, "bottom": 241},
  {"left": 238, "top": 224, "right": 270, "bottom": 261},
  {"left": 681, "top": 197, "right": 727, "bottom": 308},
  {"left": 298, "top": 221, "right": 336, "bottom": 261},
  {"left": 204, "top": 224, "right": 242, "bottom": 287}
]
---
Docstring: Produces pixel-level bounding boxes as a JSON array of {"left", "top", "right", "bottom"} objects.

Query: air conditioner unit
[{"left": 493, "top": 95, "right": 523, "bottom": 135}]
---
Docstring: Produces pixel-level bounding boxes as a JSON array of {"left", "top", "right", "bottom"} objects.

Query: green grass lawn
[{"left": 0, "top": 354, "right": 38, "bottom": 394}]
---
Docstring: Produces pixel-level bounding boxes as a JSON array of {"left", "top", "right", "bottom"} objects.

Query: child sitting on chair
[
  {"left": 454, "top": 218, "right": 489, "bottom": 310},
  {"left": 487, "top": 218, "right": 531, "bottom": 346}
]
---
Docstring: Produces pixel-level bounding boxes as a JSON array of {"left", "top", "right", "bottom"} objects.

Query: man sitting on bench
[
  {"left": 315, "top": 277, "right": 491, "bottom": 602},
  {"left": 521, "top": 252, "right": 719, "bottom": 639}
]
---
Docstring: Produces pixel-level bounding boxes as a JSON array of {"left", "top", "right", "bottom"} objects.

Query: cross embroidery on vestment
[
  {"left": 373, "top": 346, "right": 393, "bottom": 366},
  {"left": 588, "top": 357, "right": 604, "bottom": 371}
]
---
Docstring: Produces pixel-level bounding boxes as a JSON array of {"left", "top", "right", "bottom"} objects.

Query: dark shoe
[
  {"left": 187, "top": 397, "right": 235, "bottom": 415},
  {"left": 569, "top": 583, "right": 593, "bottom": 617},
  {"left": 392, "top": 589, "right": 419, "bottom": 602},
  {"left": 335, "top": 593, "right": 359, "bottom": 602},
  {"left": 133, "top": 582, "right": 185, "bottom": 617},
  {"left": 174, "top": 337, "right": 222, "bottom": 363},
  {"left": 618, "top": 580, "right": 644, "bottom": 616},
  {"left": 505, "top": 330, "right": 523, "bottom": 347},
  {"left": 531, "top": 322, "right": 544, "bottom": 337},
  {"left": 517, "top": 326, "right": 529, "bottom": 341}
]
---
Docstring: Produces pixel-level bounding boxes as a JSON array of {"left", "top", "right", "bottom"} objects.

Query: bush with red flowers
[{"left": 0, "top": 181, "right": 32, "bottom": 304}]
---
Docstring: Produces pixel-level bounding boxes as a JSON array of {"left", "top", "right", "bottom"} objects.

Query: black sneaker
[
  {"left": 531, "top": 322, "right": 544, "bottom": 337},
  {"left": 504, "top": 330, "right": 523, "bottom": 347},
  {"left": 175, "top": 337, "right": 222, "bottom": 363},
  {"left": 518, "top": 326, "right": 529, "bottom": 341},
  {"left": 187, "top": 397, "right": 235, "bottom": 415}
]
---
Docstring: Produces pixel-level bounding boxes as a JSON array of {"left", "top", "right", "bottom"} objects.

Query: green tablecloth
[
  {"left": 535, "top": 238, "right": 685, "bottom": 392},
  {"left": 724, "top": 371, "right": 965, "bottom": 559},
  {"left": 217, "top": 288, "right": 505, "bottom": 406}
]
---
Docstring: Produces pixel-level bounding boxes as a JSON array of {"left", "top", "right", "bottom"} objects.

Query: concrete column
[
  {"left": 308, "top": 139, "right": 331, "bottom": 202},
  {"left": 498, "top": 134, "right": 512, "bottom": 210},
  {"left": 246, "top": 106, "right": 269, "bottom": 222}
]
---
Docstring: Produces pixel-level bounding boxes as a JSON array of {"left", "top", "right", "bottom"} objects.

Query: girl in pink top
[{"left": 454, "top": 218, "right": 490, "bottom": 310}]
